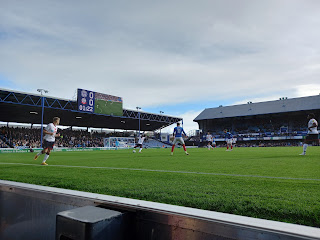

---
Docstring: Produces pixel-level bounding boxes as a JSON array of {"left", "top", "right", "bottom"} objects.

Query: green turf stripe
[{"left": 1, "top": 162, "right": 320, "bottom": 182}]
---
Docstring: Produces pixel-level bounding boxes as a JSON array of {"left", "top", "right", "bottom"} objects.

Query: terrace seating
[
  {"left": 144, "top": 139, "right": 171, "bottom": 148},
  {"left": 0, "top": 138, "right": 9, "bottom": 148},
  {"left": 0, "top": 134, "right": 12, "bottom": 148},
  {"left": 0, "top": 127, "right": 112, "bottom": 148},
  {"left": 0, "top": 126, "right": 173, "bottom": 149}
]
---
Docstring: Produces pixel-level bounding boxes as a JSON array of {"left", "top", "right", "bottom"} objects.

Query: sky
[{"left": 1, "top": 0, "right": 320, "bottom": 133}]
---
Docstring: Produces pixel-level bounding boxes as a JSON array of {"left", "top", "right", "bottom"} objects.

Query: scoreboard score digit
[{"left": 77, "top": 89, "right": 95, "bottom": 113}]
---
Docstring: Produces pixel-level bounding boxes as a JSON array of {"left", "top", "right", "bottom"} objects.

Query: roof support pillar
[{"left": 40, "top": 96, "right": 45, "bottom": 148}]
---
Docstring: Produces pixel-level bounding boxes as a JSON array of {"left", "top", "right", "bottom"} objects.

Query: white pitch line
[{"left": 1, "top": 162, "right": 320, "bottom": 181}]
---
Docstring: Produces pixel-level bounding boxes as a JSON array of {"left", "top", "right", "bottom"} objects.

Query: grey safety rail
[{"left": 0, "top": 179, "right": 319, "bottom": 240}]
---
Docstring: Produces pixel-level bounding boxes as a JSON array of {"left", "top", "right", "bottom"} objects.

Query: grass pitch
[
  {"left": 0, "top": 147, "right": 319, "bottom": 227},
  {"left": 95, "top": 99, "right": 123, "bottom": 116}
]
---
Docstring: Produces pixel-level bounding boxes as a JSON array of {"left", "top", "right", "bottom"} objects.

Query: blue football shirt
[
  {"left": 173, "top": 126, "right": 186, "bottom": 137},
  {"left": 225, "top": 132, "right": 233, "bottom": 139}
]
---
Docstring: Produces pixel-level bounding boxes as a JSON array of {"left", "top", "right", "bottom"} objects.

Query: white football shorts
[
  {"left": 173, "top": 137, "right": 185, "bottom": 145},
  {"left": 226, "top": 139, "right": 233, "bottom": 144}
]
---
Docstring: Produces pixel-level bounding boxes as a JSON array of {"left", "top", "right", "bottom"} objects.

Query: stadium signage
[
  {"left": 0, "top": 148, "right": 36, "bottom": 153},
  {"left": 77, "top": 88, "right": 123, "bottom": 116},
  {"left": 205, "top": 136, "right": 304, "bottom": 142},
  {"left": 0, "top": 147, "right": 110, "bottom": 154}
]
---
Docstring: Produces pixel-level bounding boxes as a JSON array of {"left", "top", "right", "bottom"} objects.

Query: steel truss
[{"left": 0, "top": 89, "right": 181, "bottom": 128}]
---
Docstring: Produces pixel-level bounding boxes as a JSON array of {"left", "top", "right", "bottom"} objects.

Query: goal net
[{"left": 104, "top": 137, "right": 135, "bottom": 149}]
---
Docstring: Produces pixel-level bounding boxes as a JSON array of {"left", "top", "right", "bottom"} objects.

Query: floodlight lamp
[{"left": 37, "top": 88, "right": 48, "bottom": 95}]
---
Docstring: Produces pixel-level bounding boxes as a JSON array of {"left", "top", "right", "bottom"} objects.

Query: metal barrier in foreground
[{"left": 0, "top": 180, "right": 319, "bottom": 240}]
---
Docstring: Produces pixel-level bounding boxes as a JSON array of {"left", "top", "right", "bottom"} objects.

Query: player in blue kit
[
  {"left": 171, "top": 123, "right": 189, "bottom": 155},
  {"left": 224, "top": 129, "right": 233, "bottom": 151}
]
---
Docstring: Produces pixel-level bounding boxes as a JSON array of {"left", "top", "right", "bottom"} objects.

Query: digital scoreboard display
[
  {"left": 78, "top": 89, "right": 95, "bottom": 113},
  {"left": 77, "top": 89, "right": 123, "bottom": 116}
]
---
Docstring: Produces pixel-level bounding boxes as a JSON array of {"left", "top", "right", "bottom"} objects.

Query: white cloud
[
  {"left": 1, "top": 0, "right": 320, "bottom": 112},
  {"left": 294, "top": 84, "right": 320, "bottom": 97},
  {"left": 161, "top": 110, "right": 202, "bottom": 134},
  {"left": 232, "top": 95, "right": 284, "bottom": 106}
]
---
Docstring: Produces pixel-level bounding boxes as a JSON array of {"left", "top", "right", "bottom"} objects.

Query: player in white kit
[
  {"left": 34, "top": 117, "right": 60, "bottom": 165},
  {"left": 300, "top": 113, "right": 319, "bottom": 155},
  {"left": 133, "top": 134, "right": 145, "bottom": 153},
  {"left": 206, "top": 132, "right": 214, "bottom": 150}
]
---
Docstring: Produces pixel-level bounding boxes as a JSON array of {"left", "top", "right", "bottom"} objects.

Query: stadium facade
[{"left": 194, "top": 95, "right": 320, "bottom": 146}]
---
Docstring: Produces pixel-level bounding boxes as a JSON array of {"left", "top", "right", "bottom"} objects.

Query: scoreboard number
[{"left": 77, "top": 89, "right": 95, "bottom": 113}]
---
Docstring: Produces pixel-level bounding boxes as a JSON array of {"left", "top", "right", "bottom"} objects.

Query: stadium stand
[
  {"left": 0, "top": 139, "right": 9, "bottom": 148},
  {"left": 193, "top": 95, "right": 320, "bottom": 147},
  {"left": 0, "top": 88, "right": 182, "bottom": 131},
  {"left": 143, "top": 138, "right": 171, "bottom": 148},
  {"left": 0, "top": 88, "right": 182, "bottom": 149},
  {"left": 0, "top": 126, "right": 172, "bottom": 149},
  {"left": 0, "top": 126, "right": 127, "bottom": 148}
]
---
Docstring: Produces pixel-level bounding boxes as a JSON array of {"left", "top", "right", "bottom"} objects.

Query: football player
[
  {"left": 133, "top": 134, "right": 145, "bottom": 153},
  {"left": 34, "top": 117, "right": 60, "bottom": 165},
  {"left": 224, "top": 129, "right": 233, "bottom": 151},
  {"left": 171, "top": 123, "right": 189, "bottom": 155},
  {"left": 300, "top": 113, "right": 319, "bottom": 155},
  {"left": 206, "top": 132, "right": 214, "bottom": 150}
]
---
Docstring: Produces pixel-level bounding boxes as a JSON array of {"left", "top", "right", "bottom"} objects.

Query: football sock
[
  {"left": 42, "top": 154, "right": 49, "bottom": 163},
  {"left": 171, "top": 145, "right": 175, "bottom": 152},
  {"left": 139, "top": 148, "right": 142, "bottom": 152},
  {"left": 227, "top": 146, "right": 229, "bottom": 150},
  {"left": 37, "top": 149, "right": 46, "bottom": 156},
  {"left": 183, "top": 144, "right": 187, "bottom": 152},
  {"left": 303, "top": 144, "right": 308, "bottom": 153},
  {"left": 231, "top": 145, "right": 233, "bottom": 149}
]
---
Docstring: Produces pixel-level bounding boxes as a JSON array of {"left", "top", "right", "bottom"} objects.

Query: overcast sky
[{"left": 1, "top": 0, "right": 320, "bottom": 133}]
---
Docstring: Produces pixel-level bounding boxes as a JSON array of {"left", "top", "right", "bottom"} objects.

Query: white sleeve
[
  {"left": 46, "top": 124, "right": 54, "bottom": 133},
  {"left": 44, "top": 124, "right": 50, "bottom": 131}
]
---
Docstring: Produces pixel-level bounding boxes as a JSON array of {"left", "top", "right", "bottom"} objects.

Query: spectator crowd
[{"left": 0, "top": 126, "right": 134, "bottom": 149}]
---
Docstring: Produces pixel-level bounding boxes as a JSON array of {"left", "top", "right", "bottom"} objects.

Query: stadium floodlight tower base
[{"left": 104, "top": 137, "right": 135, "bottom": 150}]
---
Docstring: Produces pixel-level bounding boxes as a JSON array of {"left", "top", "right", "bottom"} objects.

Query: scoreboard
[
  {"left": 78, "top": 89, "right": 95, "bottom": 113},
  {"left": 77, "top": 89, "right": 123, "bottom": 116}
]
